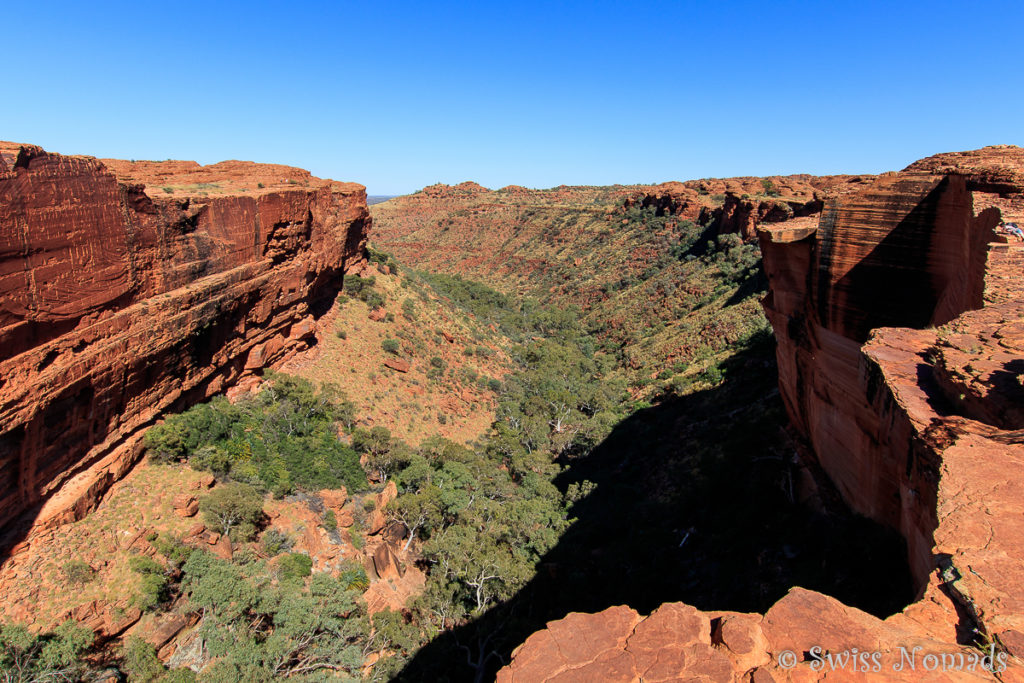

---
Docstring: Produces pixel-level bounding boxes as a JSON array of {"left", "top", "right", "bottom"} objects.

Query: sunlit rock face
[{"left": 0, "top": 142, "right": 369, "bottom": 533}]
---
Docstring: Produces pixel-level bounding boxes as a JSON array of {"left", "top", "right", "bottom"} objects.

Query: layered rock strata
[
  {"left": 500, "top": 147, "right": 1024, "bottom": 680},
  {"left": 0, "top": 143, "right": 368, "bottom": 535}
]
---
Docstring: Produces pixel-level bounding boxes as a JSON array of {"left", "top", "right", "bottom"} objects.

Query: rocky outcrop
[
  {"left": 500, "top": 146, "right": 1024, "bottom": 680},
  {"left": 0, "top": 142, "right": 368, "bottom": 537},
  {"left": 622, "top": 175, "right": 871, "bottom": 241}
]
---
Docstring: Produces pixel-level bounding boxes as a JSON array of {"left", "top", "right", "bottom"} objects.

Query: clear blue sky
[{"left": 4, "top": 1, "right": 1022, "bottom": 195}]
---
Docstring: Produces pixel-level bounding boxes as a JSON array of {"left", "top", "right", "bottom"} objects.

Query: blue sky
[{"left": 4, "top": 1, "right": 1022, "bottom": 194}]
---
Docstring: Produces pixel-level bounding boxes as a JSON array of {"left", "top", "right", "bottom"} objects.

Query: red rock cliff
[
  {"left": 0, "top": 143, "right": 368, "bottom": 535},
  {"left": 499, "top": 146, "right": 1024, "bottom": 681}
]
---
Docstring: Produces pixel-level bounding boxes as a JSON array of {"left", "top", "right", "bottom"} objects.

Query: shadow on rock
[{"left": 397, "top": 333, "right": 915, "bottom": 682}]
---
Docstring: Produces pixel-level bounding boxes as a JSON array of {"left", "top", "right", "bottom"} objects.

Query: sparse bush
[
  {"left": 62, "top": 560, "right": 94, "bottom": 585},
  {"left": 336, "top": 329, "right": 347, "bottom": 339},
  {"left": 261, "top": 529, "right": 294, "bottom": 556},
  {"left": 401, "top": 299, "right": 417, "bottom": 320},
  {"left": 323, "top": 509, "right": 338, "bottom": 532},
  {"left": 338, "top": 560, "right": 369, "bottom": 591},
  {"left": 153, "top": 534, "right": 192, "bottom": 567},
  {"left": 129, "top": 555, "right": 168, "bottom": 612},
  {"left": 429, "top": 356, "right": 445, "bottom": 370}
]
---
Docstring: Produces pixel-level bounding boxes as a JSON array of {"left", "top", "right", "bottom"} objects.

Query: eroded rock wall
[
  {"left": 500, "top": 146, "right": 1024, "bottom": 681},
  {"left": 0, "top": 143, "right": 368, "bottom": 534}
]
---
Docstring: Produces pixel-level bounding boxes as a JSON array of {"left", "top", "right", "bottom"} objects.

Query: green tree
[
  {"left": 0, "top": 620, "right": 92, "bottom": 682},
  {"left": 199, "top": 482, "right": 264, "bottom": 541}
]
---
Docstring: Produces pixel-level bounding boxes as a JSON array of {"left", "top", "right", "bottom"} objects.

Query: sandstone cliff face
[
  {"left": 0, "top": 143, "right": 368, "bottom": 536},
  {"left": 499, "top": 146, "right": 1024, "bottom": 680}
]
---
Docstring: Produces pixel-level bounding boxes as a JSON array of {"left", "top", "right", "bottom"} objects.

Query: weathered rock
[
  {"left": 376, "top": 480, "right": 398, "bottom": 509},
  {"left": 211, "top": 535, "right": 232, "bottom": 561},
  {"left": 174, "top": 500, "right": 198, "bottom": 518},
  {"left": 319, "top": 487, "right": 347, "bottom": 510},
  {"left": 383, "top": 357, "right": 410, "bottom": 373},
  {"left": 383, "top": 521, "right": 409, "bottom": 549},
  {"left": 140, "top": 613, "right": 193, "bottom": 650},
  {"left": 0, "top": 141, "right": 369, "bottom": 539},
  {"left": 368, "top": 307, "right": 387, "bottom": 321},
  {"left": 171, "top": 494, "right": 198, "bottom": 518},
  {"left": 336, "top": 506, "right": 355, "bottom": 528},
  {"left": 365, "top": 509, "right": 387, "bottom": 536},
  {"left": 372, "top": 542, "right": 404, "bottom": 581}
]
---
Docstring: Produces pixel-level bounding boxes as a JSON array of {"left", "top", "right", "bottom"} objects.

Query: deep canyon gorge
[{"left": 1, "top": 140, "right": 1023, "bottom": 681}]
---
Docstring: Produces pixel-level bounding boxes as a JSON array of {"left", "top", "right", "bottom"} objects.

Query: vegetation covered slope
[{"left": 369, "top": 179, "right": 863, "bottom": 394}]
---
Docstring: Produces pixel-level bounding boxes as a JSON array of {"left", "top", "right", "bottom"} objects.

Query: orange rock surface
[
  {"left": 0, "top": 142, "right": 369, "bottom": 540},
  {"left": 500, "top": 146, "right": 1024, "bottom": 681}
]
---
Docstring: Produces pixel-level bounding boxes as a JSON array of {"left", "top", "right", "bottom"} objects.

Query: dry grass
[{"left": 287, "top": 266, "right": 512, "bottom": 446}]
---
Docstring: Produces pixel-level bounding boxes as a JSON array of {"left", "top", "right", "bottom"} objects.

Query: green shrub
[
  {"left": 129, "top": 556, "right": 168, "bottom": 612},
  {"left": 199, "top": 483, "right": 264, "bottom": 541},
  {"left": 61, "top": 560, "right": 94, "bottom": 585},
  {"left": 153, "top": 534, "right": 192, "bottom": 567},
  {"left": 381, "top": 339, "right": 400, "bottom": 354},
  {"left": 429, "top": 356, "right": 445, "bottom": 369},
  {"left": 322, "top": 509, "right": 338, "bottom": 532},
  {"left": 401, "top": 299, "right": 417, "bottom": 320},
  {"left": 277, "top": 553, "right": 313, "bottom": 582},
  {"left": 121, "top": 636, "right": 165, "bottom": 682},
  {"left": 261, "top": 529, "right": 294, "bottom": 556},
  {"left": 336, "top": 329, "right": 347, "bottom": 339},
  {"left": 337, "top": 560, "right": 369, "bottom": 591},
  {"left": 348, "top": 529, "right": 365, "bottom": 550},
  {"left": 0, "top": 621, "right": 92, "bottom": 681}
]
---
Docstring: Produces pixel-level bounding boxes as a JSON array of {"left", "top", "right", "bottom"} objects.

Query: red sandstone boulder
[
  {"left": 383, "top": 521, "right": 409, "bottom": 549},
  {"left": 319, "top": 487, "right": 347, "bottom": 510},
  {"left": 336, "top": 506, "right": 355, "bottom": 528},
  {"left": 376, "top": 480, "right": 398, "bottom": 509},
  {"left": 172, "top": 495, "right": 198, "bottom": 518},
  {"left": 372, "top": 543, "right": 404, "bottom": 581},
  {"left": 211, "top": 535, "right": 233, "bottom": 561},
  {"left": 383, "top": 357, "right": 410, "bottom": 373},
  {"left": 368, "top": 307, "right": 387, "bottom": 321},
  {"left": 366, "top": 509, "right": 387, "bottom": 536}
]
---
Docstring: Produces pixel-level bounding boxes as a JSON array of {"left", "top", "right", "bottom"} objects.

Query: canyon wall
[
  {"left": 499, "top": 146, "right": 1024, "bottom": 680},
  {"left": 0, "top": 143, "right": 368, "bottom": 537}
]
